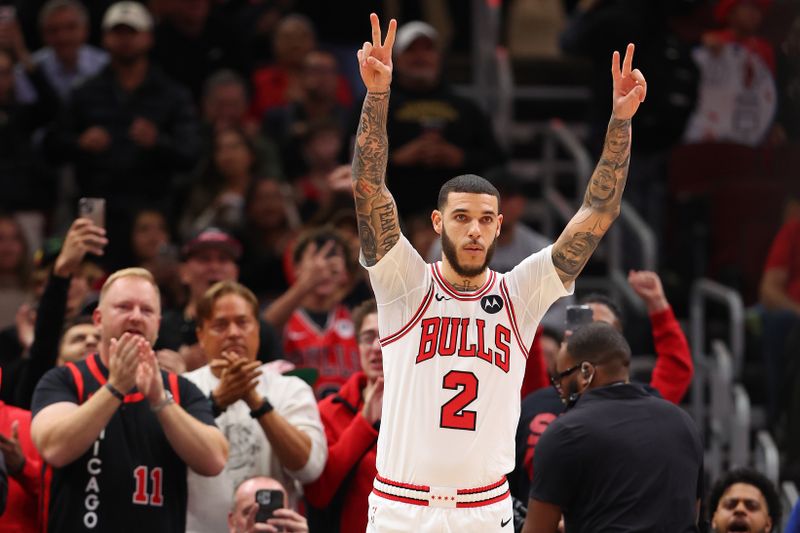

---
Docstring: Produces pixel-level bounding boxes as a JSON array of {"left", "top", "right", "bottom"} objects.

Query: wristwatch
[
  {"left": 151, "top": 390, "right": 175, "bottom": 413},
  {"left": 249, "top": 397, "right": 274, "bottom": 419}
]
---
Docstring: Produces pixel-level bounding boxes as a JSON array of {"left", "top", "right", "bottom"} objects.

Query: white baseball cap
[
  {"left": 394, "top": 21, "right": 438, "bottom": 55},
  {"left": 102, "top": 1, "right": 153, "bottom": 32}
]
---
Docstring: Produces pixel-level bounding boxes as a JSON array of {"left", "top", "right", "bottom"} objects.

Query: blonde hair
[{"left": 99, "top": 267, "right": 161, "bottom": 304}]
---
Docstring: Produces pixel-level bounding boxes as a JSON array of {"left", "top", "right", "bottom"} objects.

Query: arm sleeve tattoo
[
  {"left": 351, "top": 91, "right": 401, "bottom": 267},
  {"left": 552, "top": 117, "right": 631, "bottom": 283}
]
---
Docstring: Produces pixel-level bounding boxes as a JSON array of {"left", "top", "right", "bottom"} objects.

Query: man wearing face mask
[{"left": 522, "top": 322, "right": 703, "bottom": 533}]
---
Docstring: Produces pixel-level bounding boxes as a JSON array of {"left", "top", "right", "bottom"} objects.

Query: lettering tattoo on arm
[
  {"left": 352, "top": 91, "right": 402, "bottom": 266},
  {"left": 552, "top": 118, "right": 631, "bottom": 283}
]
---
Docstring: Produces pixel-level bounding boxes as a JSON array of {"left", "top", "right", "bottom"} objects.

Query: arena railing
[{"left": 689, "top": 279, "right": 746, "bottom": 428}]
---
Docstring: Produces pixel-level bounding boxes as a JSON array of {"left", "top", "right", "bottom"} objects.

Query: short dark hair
[
  {"left": 437, "top": 174, "right": 500, "bottom": 210},
  {"left": 196, "top": 281, "right": 260, "bottom": 327},
  {"left": 565, "top": 322, "right": 631, "bottom": 367},
  {"left": 579, "top": 293, "right": 625, "bottom": 329},
  {"left": 351, "top": 299, "right": 377, "bottom": 335},
  {"left": 708, "top": 468, "right": 781, "bottom": 525}
]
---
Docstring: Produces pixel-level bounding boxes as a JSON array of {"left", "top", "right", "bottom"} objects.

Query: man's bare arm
[
  {"left": 552, "top": 117, "right": 631, "bottom": 284},
  {"left": 351, "top": 14, "right": 399, "bottom": 267},
  {"left": 352, "top": 91, "right": 400, "bottom": 266},
  {"left": 552, "top": 43, "right": 646, "bottom": 286}
]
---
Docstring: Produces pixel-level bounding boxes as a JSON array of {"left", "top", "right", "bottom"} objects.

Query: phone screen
[
  {"left": 254, "top": 489, "right": 284, "bottom": 523},
  {"left": 565, "top": 305, "right": 594, "bottom": 332}
]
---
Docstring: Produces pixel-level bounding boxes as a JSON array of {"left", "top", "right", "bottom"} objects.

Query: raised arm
[
  {"left": 551, "top": 44, "right": 647, "bottom": 286},
  {"left": 352, "top": 14, "right": 401, "bottom": 267}
]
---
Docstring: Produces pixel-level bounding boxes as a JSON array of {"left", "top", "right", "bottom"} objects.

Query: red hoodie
[
  {"left": 0, "top": 401, "right": 41, "bottom": 532},
  {"left": 304, "top": 372, "right": 378, "bottom": 533}
]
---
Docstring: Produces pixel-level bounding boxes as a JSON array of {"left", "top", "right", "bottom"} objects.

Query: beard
[{"left": 440, "top": 226, "right": 497, "bottom": 279}]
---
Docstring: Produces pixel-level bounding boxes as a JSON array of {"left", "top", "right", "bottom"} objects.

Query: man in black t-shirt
[
  {"left": 523, "top": 323, "right": 703, "bottom": 533},
  {"left": 31, "top": 267, "right": 228, "bottom": 533}
]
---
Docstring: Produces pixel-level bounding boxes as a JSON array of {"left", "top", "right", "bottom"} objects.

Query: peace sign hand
[
  {"left": 611, "top": 43, "right": 647, "bottom": 121},
  {"left": 357, "top": 13, "right": 397, "bottom": 93}
]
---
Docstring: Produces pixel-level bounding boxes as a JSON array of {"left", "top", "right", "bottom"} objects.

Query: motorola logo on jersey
[
  {"left": 415, "top": 317, "right": 511, "bottom": 372},
  {"left": 481, "top": 295, "right": 503, "bottom": 314}
]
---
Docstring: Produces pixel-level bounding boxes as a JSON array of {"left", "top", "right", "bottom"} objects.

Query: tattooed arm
[
  {"left": 352, "top": 14, "right": 400, "bottom": 266},
  {"left": 551, "top": 43, "right": 647, "bottom": 286}
]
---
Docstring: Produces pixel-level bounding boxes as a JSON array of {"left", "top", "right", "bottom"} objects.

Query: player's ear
[
  {"left": 496, "top": 213, "right": 503, "bottom": 237},
  {"left": 431, "top": 210, "right": 442, "bottom": 235}
]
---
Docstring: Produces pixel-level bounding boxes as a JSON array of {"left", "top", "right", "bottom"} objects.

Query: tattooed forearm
[
  {"left": 552, "top": 228, "right": 601, "bottom": 277},
  {"left": 584, "top": 118, "right": 631, "bottom": 212},
  {"left": 552, "top": 118, "right": 632, "bottom": 283},
  {"left": 352, "top": 91, "right": 402, "bottom": 266}
]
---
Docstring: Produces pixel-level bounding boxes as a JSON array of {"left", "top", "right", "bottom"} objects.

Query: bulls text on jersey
[{"left": 415, "top": 317, "right": 512, "bottom": 373}]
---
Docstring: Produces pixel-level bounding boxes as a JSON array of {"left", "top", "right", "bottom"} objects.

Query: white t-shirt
[
  {"left": 363, "top": 235, "right": 571, "bottom": 488},
  {"left": 184, "top": 364, "right": 327, "bottom": 533}
]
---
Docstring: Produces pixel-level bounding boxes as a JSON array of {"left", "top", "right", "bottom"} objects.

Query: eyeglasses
[
  {"left": 550, "top": 364, "right": 581, "bottom": 391},
  {"left": 358, "top": 330, "right": 380, "bottom": 346}
]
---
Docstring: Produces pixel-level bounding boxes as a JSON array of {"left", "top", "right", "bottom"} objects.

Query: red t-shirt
[
  {"left": 764, "top": 219, "right": 800, "bottom": 303},
  {"left": 282, "top": 306, "right": 361, "bottom": 396}
]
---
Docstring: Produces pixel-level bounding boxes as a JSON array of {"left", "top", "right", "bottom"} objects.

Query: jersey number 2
[
  {"left": 133, "top": 466, "right": 164, "bottom": 506},
  {"left": 440, "top": 371, "right": 478, "bottom": 431}
]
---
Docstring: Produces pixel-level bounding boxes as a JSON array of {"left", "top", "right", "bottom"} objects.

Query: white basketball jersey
[{"left": 363, "top": 236, "right": 571, "bottom": 488}]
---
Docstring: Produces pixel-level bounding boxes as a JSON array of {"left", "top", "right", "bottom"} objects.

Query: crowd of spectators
[{"left": 0, "top": 0, "right": 796, "bottom": 531}]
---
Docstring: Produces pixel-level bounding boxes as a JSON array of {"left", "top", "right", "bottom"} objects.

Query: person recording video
[{"left": 228, "top": 476, "right": 308, "bottom": 533}]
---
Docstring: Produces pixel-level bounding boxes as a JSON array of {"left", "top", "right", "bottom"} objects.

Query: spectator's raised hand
[
  {"left": 611, "top": 44, "right": 646, "bottom": 121},
  {"left": 210, "top": 352, "right": 262, "bottom": 410},
  {"left": 357, "top": 13, "right": 397, "bottom": 93},
  {"left": 628, "top": 270, "right": 669, "bottom": 313},
  {"left": 267, "top": 508, "right": 309, "bottom": 532},
  {"left": 129, "top": 117, "right": 159, "bottom": 148},
  {"left": 78, "top": 126, "right": 111, "bottom": 153},
  {"left": 54, "top": 218, "right": 108, "bottom": 277},
  {"left": 108, "top": 333, "right": 143, "bottom": 394},
  {"left": 362, "top": 376, "right": 384, "bottom": 424},
  {"left": 0, "top": 420, "right": 26, "bottom": 476},
  {"left": 327, "top": 165, "right": 353, "bottom": 193},
  {"left": 136, "top": 341, "right": 166, "bottom": 406},
  {"left": 294, "top": 240, "right": 336, "bottom": 291}
]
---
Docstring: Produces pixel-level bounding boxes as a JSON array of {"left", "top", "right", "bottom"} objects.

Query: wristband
[
  {"left": 105, "top": 382, "right": 125, "bottom": 402},
  {"left": 249, "top": 398, "right": 274, "bottom": 419},
  {"left": 209, "top": 391, "right": 226, "bottom": 418}
]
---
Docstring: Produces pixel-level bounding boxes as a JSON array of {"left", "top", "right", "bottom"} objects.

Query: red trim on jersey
[
  {"left": 375, "top": 474, "right": 430, "bottom": 492},
  {"left": 499, "top": 280, "right": 528, "bottom": 357},
  {"left": 41, "top": 463, "right": 53, "bottom": 531},
  {"left": 168, "top": 372, "right": 180, "bottom": 405},
  {"left": 455, "top": 489, "right": 510, "bottom": 508},
  {"left": 431, "top": 263, "right": 496, "bottom": 301},
  {"left": 372, "top": 488, "right": 430, "bottom": 506},
  {"left": 379, "top": 284, "right": 435, "bottom": 348},
  {"left": 65, "top": 362, "right": 84, "bottom": 403},
  {"left": 86, "top": 353, "right": 145, "bottom": 403},
  {"left": 456, "top": 476, "right": 507, "bottom": 495}
]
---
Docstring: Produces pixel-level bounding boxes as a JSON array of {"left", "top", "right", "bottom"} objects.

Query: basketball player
[{"left": 352, "top": 13, "right": 646, "bottom": 532}]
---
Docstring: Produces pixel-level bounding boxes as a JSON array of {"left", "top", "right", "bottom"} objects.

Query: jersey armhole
[
  {"left": 168, "top": 372, "right": 181, "bottom": 405},
  {"left": 499, "top": 279, "right": 529, "bottom": 359},
  {"left": 64, "top": 362, "right": 84, "bottom": 404}
]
